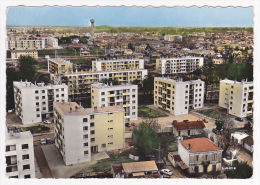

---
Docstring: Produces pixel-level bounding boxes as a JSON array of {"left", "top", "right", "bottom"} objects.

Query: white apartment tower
[
  {"left": 13, "top": 81, "right": 68, "bottom": 124},
  {"left": 5, "top": 127, "right": 36, "bottom": 179},
  {"left": 91, "top": 83, "right": 138, "bottom": 121},
  {"left": 154, "top": 77, "right": 204, "bottom": 115},
  {"left": 53, "top": 102, "right": 125, "bottom": 165},
  {"left": 156, "top": 57, "right": 203, "bottom": 75},
  {"left": 219, "top": 79, "right": 253, "bottom": 118}
]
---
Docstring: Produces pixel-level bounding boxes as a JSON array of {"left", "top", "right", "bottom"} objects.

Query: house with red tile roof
[
  {"left": 173, "top": 121, "right": 205, "bottom": 137},
  {"left": 178, "top": 137, "right": 223, "bottom": 175}
]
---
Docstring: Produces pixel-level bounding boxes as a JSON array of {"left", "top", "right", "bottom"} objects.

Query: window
[
  {"left": 83, "top": 118, "right": 88, "bottom": 122},
  {"left": 231, "top": 86, "right": 234, "bottom": 89},
  {"left": 35, "top": 90, "right": 39, "bottom": 94},
  {"left": 24, "top": 174, "right": 31, "bottom": 179},
  {"left": 36, "top": 108, "right": 40, "bottom": 111},
  {"left": 22, "top": 144, "right": 29, "bottom": 150},
  {"left": 35, "top": 96, "right": 39, "bottom": 100},
  {"left": 230, "top": 107, "right": 232, "bottom": 110},
  {"left": 108, "top": 120, "right": 113, "bottom": 123},
  {"left": 101, "top": 92, "right": 105, "bottom": 95},
  {"left": 84, "top": 142, "right": 88, "bottom": 147},
  {"left": 43, "top": 107, "right": 46, "bottom": 111},
  {"left": 84, "top": 151, "right": 89, "bottom": 155},
  {"left": 90, "top": 115, "right": 94, "bottom": 119},
  {"left": 195, "top": 155, "right": 199, "bottom": 162},
  {"left": 132, "top": 100, "right": 135, "bottom": 104},
  {"left": 61, "top": 88, "right": 64, "bottom": 91},
  {"left": 231, "top": 91, "right": 233, "bottom": 95},
  {"left": 108, "top": 142, "right": 113, "bottom": 145},
  {"left": 213, "top": 154, "right": 217, "bottom": 161},
  {"left": 91, "top": 130, "right": 95, "bottom": 135},
  {"left": 132, "top": 112, "right": 136, "bottom": 115},
  {"left": 37, "top": 114, "right": 40, "bottom": 117},
  {"left": 23, "top": 164, "right": 30, "bottom": 170},
  {"left": 42, "top": 101, "right": 46, "bottom": 105},
  {"left": 204, "top": 155, "right": 208, "bottom": 161},
  {"left": 61, "top": 94, "right": 64, "bottom": 97},
  {"left": 56, "top": 94, "right": 59, "bottom": 98},
  {"left": 22, "top": 154, "right": 29, "bottom": 160},
  {"left": 83, "top": 134, "right": 88, "bottom": 139},
  {"left": 132, "top": 106, "right": 135, "bottom": 109},
  {"left": 6, "top": 145, "right": 16, "bottom": 152},
  {"left": 102, "top": 143, "right": 106, "bottom": 148},
  {"left": 83, "top": 126, "right": 88, "bottom": 131},
  {"left": 102, "top": 98, "right": 105, "bottom": 101},
  {"left": 132, "top": 95, "right": 135, "bottom": 98},
  {"left": 91, "top": 138, "right": 95, "bottom": 142},
  {"left": 185, "top": 90, "right": 188, "bottom": 93},
  {"left": 42, "top": 96, "right": 45, "bottom": 99},
  {"left": 56, "top": 89, "right": 59, "bottom": 92},
  {"left": 108, "top": 128, "right": 113, "bottom": 130},
  {"left": 42, "top": 90, "right": 45, "bottom": 93},
  {"left": 90, "top": 122, "right": 94, "bottom": 127},
  {"left": 108, "top": 135, "right": 113, "bottom": 138},
  {"left": 186, "top": 85, "right": 189, "bottom": 88},
  {"left": 185, "top": 107, "right": 188, "bottom": 109}
]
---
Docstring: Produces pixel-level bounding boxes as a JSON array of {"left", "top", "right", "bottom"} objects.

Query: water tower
[{"left": 90, "top": 19, "right": 95, "bottom": 40}]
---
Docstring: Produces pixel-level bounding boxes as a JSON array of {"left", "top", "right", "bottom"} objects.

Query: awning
[{"left": 178, "top": 161, "right": 188, "bottom": 170}]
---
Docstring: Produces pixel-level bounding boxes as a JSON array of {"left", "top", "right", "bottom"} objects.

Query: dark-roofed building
[
  {"left": 242, "top": 136, "right": 253, "bottom": 153},
  {"left": 178, "top": 137, "right": 223, "bottom": 175},
  {"left": 173, "top": 121, "right": 205, "bottom": 137},
  {"left": 111, "top": 161, "right": 160, "bottom": 178}
]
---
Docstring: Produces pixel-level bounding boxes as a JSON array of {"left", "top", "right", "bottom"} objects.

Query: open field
[{"left": 138, "top": 106, "right": 167, "bottom": 118}]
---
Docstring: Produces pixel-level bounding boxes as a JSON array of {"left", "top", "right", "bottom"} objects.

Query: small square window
[
  {"left": 84, "top": 151, "right": 89, "bottom": 155},
  {"left": 22, "top": 154, "right": 29, "bottom": 160},
  {"left": 84, "top": 142, "right": 88, "bottom": 147},
  {"left": 91, "top": 130, "right": 95, "bottom": 135},
  {"left": 23, "top": 164, "right": 30, "bottom": 170},
  {"left": 83, "top": 118, "right": 88, "bottom": 122},
  {"left": 91, "top": 138, "right": 95, "bottom": 142}
]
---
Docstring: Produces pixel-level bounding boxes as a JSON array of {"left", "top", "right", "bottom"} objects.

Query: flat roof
[
  {"left": 155, "top": 77, "right": 203, "bottom": 84},
  {"left": 49, "top": 58, "right": 71, "bottom": 64},
  {"left": 54, "top": 102, "right": 124, "bottom": 116},
  {"left": 13, "top": 81, "right": 67, "bottom": 90},
  {"left": 6, "top": 130, "right": 32, "bottom": 140},
  {"left": 91, "top": 83, "right": 137, "bottom": 89},
  {"left": 11, "top": 50, "right": 37, "bottom": 53},
  {"left": 220, "top": 79, "right": 253, "bottom": 85}
]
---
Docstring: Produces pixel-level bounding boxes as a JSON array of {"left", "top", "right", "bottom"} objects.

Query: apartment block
[
  {"left": 92, "top": 58, "right": 145, "bottom": 71},
  {"left": 53, "top": 69, "right": 148, "bottom": 97},
  {"left": 91, "top": 83, "right": 138, "bottom": 121},
  {"left": 164, "top": 35, "right": 183, "bottom": 42},
  {"left": 5, "top": 128, "right": 35, "bottom": 179},
  {"left": 10, "top": 50, "right": 38, "bottom": 59},
  {"left": 47, "top": 56, "right": 73, "bottom": 75},
  {"left": 53, "top": 102, "right": 125, "bottom": 165},
  {"left": 13, "top": 81, "right": 68, "bottom": 124},
  {"left": 46, "top": 37, "right": 58, "bottom": 48},
  {"left": 154, "top": 77, "right": 204, "bottom": 115},
  {"left": 219, "top": 79, "right": 253, "bottom": 118},
  {"left": 156, "top": 57, "right": 203, "bottom": 75},
  {"left": 6, "top": 39, "right": 45, "bottom": 50}
]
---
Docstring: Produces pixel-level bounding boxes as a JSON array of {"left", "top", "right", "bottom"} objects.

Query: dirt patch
[{"left": 6, "top": 112, "right": 22, "bottom": 125}]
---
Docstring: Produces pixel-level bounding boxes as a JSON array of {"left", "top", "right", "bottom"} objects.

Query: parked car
[
  {"left": 183, "top": 120, "right": 189, "bottom": 122},
  {"left": 40, "top": 138, "right": 46, "bottom": 145},
  {"left": 235, "top": 117, "right": 243, "bottom": 122},
  {"left": 46, "top": 138, "right": 52, "bottom": 144},
  {"left": 160, "top": 169, "right": 173, "bottom": 176},
  {"left": 212, "top": 128, "right": 221, "bottom": 135},
  {"left": 44, "top": 120, "right": 52, "bottom": 124}
]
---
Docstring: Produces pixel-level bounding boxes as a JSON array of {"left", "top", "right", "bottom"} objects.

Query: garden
[
  {"left": 138, "top": 106, "right": 166, "bottom": 119},
  {"left": 195, "top": 109, "right": 231, "bottom": 120},
  {"left": 20, "top": 124, "right": 50, "bottom": 134}
]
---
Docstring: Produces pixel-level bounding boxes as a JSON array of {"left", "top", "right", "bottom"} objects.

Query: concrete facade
[
  {"left": 91, "top": 83, "right": 138, "bottom": 121},
  {"left": 154, "top": 77, "right": 204, "bottom": 115},
  {"left": 13, "top": 81, "right": 68, "bottom": 124},
  {"left": 219, "top": 79, "right": 253, "bottom": 117},
  {"left": 5, "top": 128, "right": 36, "bottom": 179},
  {"left": 10, "top": 50, "right": 38, "bottom": 59},
  {"left": 53, "top": 102, "right": 125, "bottom": 165}
]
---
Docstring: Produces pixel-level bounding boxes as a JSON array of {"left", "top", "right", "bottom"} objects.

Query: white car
[
  {"left": 44, "top": 120, "right": 52, "bottom": 124},
  {"left": 160, "top": 169, "right": 173, "bottom": 176},
  {"left": 40, "top": 138, "right": 46, "bottom": 145}
]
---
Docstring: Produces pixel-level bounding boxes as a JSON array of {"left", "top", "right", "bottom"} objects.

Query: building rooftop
[
  {"left": 231, "top": 132, "right": 249, "bottom": 141},
  {"left": 242, "top": 136, "right": 253, "bottom": 146},
  {"left": 6, "top": 130, "right": 32, "bottom": 140},
  {"left": 49, "top": 57, "right": 71, "bottom": 64},
  {"left": 181, "top": 138, "right": 222, "bottom": 153},
  {"left": 173, "top": 121, "right": 205, "bottom": 130},
  {"left": 95, "top": 58, "right": 143, "bottom": 62},
  {"left": 13, "top": 81, "right": 67, "bottom": 90},
  {"left": 155, "top": 77, "right": 203, "bottom": 84},
  {"left": 54, "top": 102, "right": 124, "bottom": 116},
  {"left": 220, "top": 78, "right": 253, "bottom": 85},
  {"left": 11, "top": 49, "right": 37, "bottom": 53},
  {"left": 122, "top": 161, "right": 158, "bottom": 173},
  {"left": 91, "top": 83, "right": 137, "bottom": 89}
]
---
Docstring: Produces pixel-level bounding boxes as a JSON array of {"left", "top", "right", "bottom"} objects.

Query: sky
[{"left": 6, "top": 6, "right": 254, "bottom": 27}]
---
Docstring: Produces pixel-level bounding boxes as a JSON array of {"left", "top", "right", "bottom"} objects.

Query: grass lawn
[
  {"left": 89, "top": 149, "right": 137, "bottom": 172},
  {"left": 138, "top": 106, "right": 166, "bottom": 118},
  {"left": 196, "top": 109, "right": 231, "bottom": 119},
  {"left": 20, "top": 125, "right": 50, "bottom": 134},
  {"left": 38, "top": 48, "right": 81, "bottom": 57}
]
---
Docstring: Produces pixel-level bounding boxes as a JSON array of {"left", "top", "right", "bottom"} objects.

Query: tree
[
  {"left": 19, "top": 56, "right": 37, "bottom": 82},
  {"left": 215, "top": 120, "right": 224, "bottom": 132},
  {"left": 133, "top": 122, "right": 157, "bottom": 160},
  {"left": 224, "top": 161, "right": 253, "bottom": 179},
  {"left": 142, "top": 74, "right": 154, "bottom": 94}
]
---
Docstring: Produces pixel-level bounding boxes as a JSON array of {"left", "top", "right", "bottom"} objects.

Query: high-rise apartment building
[
  {"left": 219, "top": 79, "right": 253, "bottom": 118},
  {"left": 46, "top": 56, "right": 73, "bottom": 75},
  {"left": 92, "top": 58, "right": 145, "bottom": 71},
  {"left": 154, "top": 77, "right": 204, "bottom": 115},
  {"left": 53, "top": 102, "right": 125, "bottom": 165},
  {"left": 5, "top": 127, "right": 35, "bottom": 179},
  {"left": 91, "top": 83, "right": 138, "bottom": 121},
  {"left": 156, "top": 57, "right": 203, "bottom": 75},
  {"left": 13, "top": 81, "right": 68, "bottom": 124}
]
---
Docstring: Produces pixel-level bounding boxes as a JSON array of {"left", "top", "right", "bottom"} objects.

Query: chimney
[{"left": 188, "top": 144, "right": 191, "bottom": 151}]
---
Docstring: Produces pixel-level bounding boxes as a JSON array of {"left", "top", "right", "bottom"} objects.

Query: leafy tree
[
  {"left": 215, "top": 120, "right": 224, "bottom": 132},
  {"left": 224, "top": 161, "right": 253, "bottom": 179},
  {"left": 6, "top": 68, "right": 20, "bottom": 110},
  {"left": 133, "top": 122, "right": 157, "bottom": 160},
  {"left": 142, "top": 74, "right": 154, "bottom": 94},
  {"left": 19, "top": 56, "right": 37, "bottom": 82},
  {"left": 228, "top": 55, "right": 234, "bottom": 65}
]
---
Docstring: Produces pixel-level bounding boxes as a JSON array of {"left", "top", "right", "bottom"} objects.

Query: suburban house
[
  {"left": 178, "top": 137, "right": 223, "bottom": 175},
  {"left": 111, "top": 161, "right": 160, "bottom": 178},
  {"left": 172, "top": 121, "right": 205, "bottom": 137},
  {"left": 231, "top": 132, "right": 249, "bottom": 145}
]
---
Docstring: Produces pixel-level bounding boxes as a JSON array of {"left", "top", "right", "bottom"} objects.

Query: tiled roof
[
  {"left": 181, "top": 138, "right": 222, "bottom": 153},
  {"left": 242, "top": 136, "right": 253, "bottom": 146},
  {"left": 173, "top": 121, "right": 205, "bottom": 130}
]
